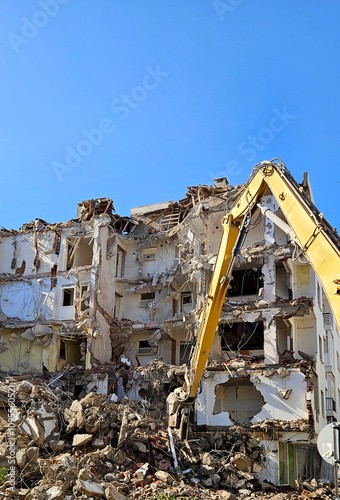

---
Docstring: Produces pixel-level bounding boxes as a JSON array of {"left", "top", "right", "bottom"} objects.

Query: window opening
[
  {"left": 114, "top": 292, "right": 123, "bottom": 319},
  {"left": 138, "top": 340, "right": 153, "bottom": 355},
  {"left": 116, "top": 246, "right": 126, "bottom": 277},
  {"left": 62, "top": 287, "right": 74, "bottom": 306},
  {"left": 59, "top": 339, "right": 66, "bottom": 360},
  {"left": 221, "top": 321, "right": 264, "bottom": 352},
  {"left": 80, "top": 283, "right": 90, "bottom": 311},
  {"left": 227, "top": 268, "right": 263, "bottom": 297},
  {"left": 181, "top": 292, "right": 192, "bottom": 313},
  {"left": 140, "top": 292, "right": 155, "bottom": 307},
  {"left": 179, "top": 340, "right": 193, "bottom": 365},
  {"left": 66, "top": 239, "right": 76, "bottom": 270},
  {"left": 142, "top": 248, "right": 157, "bottom": 261},
  {"left": 318, "top": 335, "right": 323, "bottom": 362}
]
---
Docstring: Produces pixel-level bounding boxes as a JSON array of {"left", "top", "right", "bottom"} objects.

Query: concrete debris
[
  {"left": 263, "top": 368, "right": 276, "bottom": 378},
  {"left": 278, "top": 388, "right": 292, "bottom": 399},
  {"left": 0, "top": 368, "right": 333, "bottom": 500},
  {"left": 72, "top": 433, "right": 93, "bottom": 446},
  {"left": 277, "top": 367, "right": 290, "bottom": 378}
]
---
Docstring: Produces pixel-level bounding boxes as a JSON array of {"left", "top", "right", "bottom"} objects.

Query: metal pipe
[{"left": 257, "top": 203, "right": 294, "bottom": 238}]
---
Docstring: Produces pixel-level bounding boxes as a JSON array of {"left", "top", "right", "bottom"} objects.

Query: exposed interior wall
[
  {"left": 0, "top": 326, "right": 58, "bottom": 373},
  {"left": 0, "top": 279, "right": 54, "bottom": 321},
  {"left": 213, "top": 377, "right": 265, "bottom": 423},
  {"left": 88, "top": 218, "right": 112, "bottom": 365},
  {"left": 0, "top": 232, "right": 57, "bottom": 275},
  {"left": 197, "top": 370, "right": 308, "bottom": 427},
  {"left": 276, "top": 319, "right": 291, "bottom": 354},
  {"left": 276, "top": 262, "right": 290, "bottom": 299},
  {"left": 124, "top": 331, "right": 172, "bottom": 366},
  {"left": 255, "top": 437, "right": 280, "bottom": 485}
]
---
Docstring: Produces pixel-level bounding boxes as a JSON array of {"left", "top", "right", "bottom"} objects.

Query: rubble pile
[{"left": 0, "top": 371, "right": 334, "bottom": 499}]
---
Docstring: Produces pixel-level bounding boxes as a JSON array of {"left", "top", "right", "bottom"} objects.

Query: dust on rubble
[{"left": 0, "top": 361, "right": 334, "bottom": 500}]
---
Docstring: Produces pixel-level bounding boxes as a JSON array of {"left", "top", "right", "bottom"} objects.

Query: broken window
[
  {"left": 137, "top": 340, "right": 152, "bottom": 355},
  {"left": 65, "top": 237, "right": 93, "bottom": 270},
  {"left": 58, "top": 337, "right": 84, "bottom": 368},
  {"left": 276, "top": 262, "right": 291, "bottom": 299},
  {"left": 114, "top": 292, "right": 123, "bottom": 319},
  {"left": 140, "top": 292, "right": 155, "bottom": 307},
  {"left": 277, "top": 319, "right": 292, "bottom": 355},
  {"left": 59, "top": 339, "right": 66, "bottom": 360},
  {"left": 181, "top": 292, "right": 192, "bottom": 314},
  {"left": 50, "top": 264, "right": 57, "bottom": 290},
  {"left": 227, "top": 268, "right": 263, "bottom": 297},
  {"left": 142, "top": 248, "right": 157, "bottom": 261},
  {"left": 280, "top": 443, "right": 318, "bottom": 486},
  {"left": 66, "top": 239, "right": 76, "bottom": 270},
  {"left": 116, "top": 246, "right": 126, "bottom": 277},
  {"left": 213, "top": 377, "right": 264, "bottom": 423},
  {"left": 179, "top": 340, "right": 193, "bottom": 365},
  {"left": 220, "top": 321, "right": 264, "bottom": 352},
  {"left": 80, "top": 283, "right": 90, "bottom": 311},
  {"left": 62, "top": 287, "right": 74, "bottom": 307}
]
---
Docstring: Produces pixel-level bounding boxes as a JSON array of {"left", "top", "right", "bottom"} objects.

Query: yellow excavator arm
[{"left": 168, "top": 159, "right": 340, "bottom": 434}]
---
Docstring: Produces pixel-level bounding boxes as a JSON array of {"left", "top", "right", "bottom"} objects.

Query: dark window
[
  {"left": 181, "top": 292, "right": 192, "bottom": 313},
  {"left": 59, "top": 339, "right": 66, "bottom": 360},
  {"left": 179, "top": 341, "right": 193, "bottom": 365},
  {"left": 80, "top": 284, "right": 90, "bottom": 311},
  {"left": 140, "top": 292, "right": 155, "bottom": 306},
  {"left": 221, "top": 321, "right": 264, "bottom": 351},
  {"left": 227, "top": 269, "right": 263, "bottom": 297},
  {"left": 116, "top": 246, "right": 126, "bottom": 277},
  {"left": 62, "top": 288, "right": 74, "bottom": 306},
  {"left": 138, "top": 340, "right": 152, "bottom": 355},
  {"left": 66, "top": 240, "right": 75, "bottom": 270}
]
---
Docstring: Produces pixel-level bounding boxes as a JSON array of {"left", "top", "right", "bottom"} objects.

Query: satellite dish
[{"left": 317, "top": 422, "right": 339, "bottom": 465}]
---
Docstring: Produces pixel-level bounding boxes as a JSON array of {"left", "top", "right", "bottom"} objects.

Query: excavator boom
[{"left": 168, "top": 159, "right": 340, "bottom": 434}]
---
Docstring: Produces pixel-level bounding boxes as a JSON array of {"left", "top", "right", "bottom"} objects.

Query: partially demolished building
[{"left": 0, "top": 173, "right": 337, "bottom": 486}]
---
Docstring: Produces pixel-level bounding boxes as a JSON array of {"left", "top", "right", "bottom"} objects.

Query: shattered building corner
[{"left": 0, "top": 174, "right": 338, "bottom": 498}]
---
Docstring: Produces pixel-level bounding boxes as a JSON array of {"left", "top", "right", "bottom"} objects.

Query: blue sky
[{"left": 1, "top": 0, "right": 339, "bottom": 230}]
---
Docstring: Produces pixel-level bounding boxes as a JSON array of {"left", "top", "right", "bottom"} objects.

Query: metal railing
[
  {"left": 326, "top": 397, "right": 336, "bottom": 412},
  {"left": 323, "top": 312, "right": 334, "bottom": 330}
]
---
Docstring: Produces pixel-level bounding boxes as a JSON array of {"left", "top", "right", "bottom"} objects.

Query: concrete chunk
[
  {"left": 72, "top": 433, "right": 92, "bottom": 446},
  {"left": 231, "top": 453, "right": 252, "bottom": 472},
  {"left": 77, "top": 480, "right": 105, "bottom": 497},
  {"left": 105, "top": 484, "right": 127, "bottom": 500},
  {"left": 46, "top": 486, "right": 65, "bottom": 500}
]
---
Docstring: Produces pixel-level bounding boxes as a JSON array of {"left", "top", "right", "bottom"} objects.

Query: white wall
[
  {"left": 0, "top": 232, "right": 57, "bottom": 275},
  {"left": 197, "top": 370, "right": 308, "bottom": 426},
  {"left": 0, "top": 279, "right": 54, "bottom": 321}
]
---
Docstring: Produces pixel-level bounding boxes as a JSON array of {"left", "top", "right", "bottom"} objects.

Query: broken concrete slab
[
  {"left": 72, "top": 433, "right": 92, "bottom": 446},
  {"left": 75, "top": 479, "right": 105, "bottom": 497},
  {"left": 45, "top": 486, "right": 65, "bottom": 500}
]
